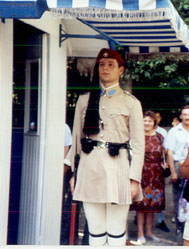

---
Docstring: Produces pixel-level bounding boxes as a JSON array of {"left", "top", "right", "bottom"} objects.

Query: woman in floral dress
[{"left": 135, "top": 111, "right": 166, "bottom": 244}]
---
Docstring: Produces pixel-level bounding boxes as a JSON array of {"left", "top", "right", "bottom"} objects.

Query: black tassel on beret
[
  {"left": 83, "top": 48, "right": 125, "bottom": 137},
  {"left": 83, "top": 63, "right": 101, "bottom": 136}
]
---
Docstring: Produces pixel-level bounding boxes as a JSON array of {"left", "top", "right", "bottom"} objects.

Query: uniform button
[
  {"left": 102, "top": 106, "right": 105, "bottom": 110},
  {"left": 100, "top": 134, "right": 104, "bottom": 138}
]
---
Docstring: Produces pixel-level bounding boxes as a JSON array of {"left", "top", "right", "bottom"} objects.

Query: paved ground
[
  {"left": 127, "top": 179, "right": 179, "bottom": 246},
  {"left": 153, "top": 179, "right": 182, "bottom": 246},
  {"left": 77, "top": 178, "right": 181, "bottom": 246}
]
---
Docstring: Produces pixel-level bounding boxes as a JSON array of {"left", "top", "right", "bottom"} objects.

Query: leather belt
[{"left": 81, "top": 138, "right": 131, "bottom": 160}]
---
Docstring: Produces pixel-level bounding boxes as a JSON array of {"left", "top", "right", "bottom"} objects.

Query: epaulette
[{"left": 123, "top": 90, "right": 137, "bottom": 100}]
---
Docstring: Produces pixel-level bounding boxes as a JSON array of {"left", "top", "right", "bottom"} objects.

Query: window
[{"left": 24, "top": 59, "right": 41, "bottom": 133}]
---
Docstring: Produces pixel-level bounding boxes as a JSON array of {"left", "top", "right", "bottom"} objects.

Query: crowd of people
[{"left": 62, "top": 48, "right": 189, "bottom": 246}]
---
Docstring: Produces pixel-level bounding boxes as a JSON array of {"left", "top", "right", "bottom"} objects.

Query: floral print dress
[{"left": 134, "top": 133, "right": 165, "bottom": 212}]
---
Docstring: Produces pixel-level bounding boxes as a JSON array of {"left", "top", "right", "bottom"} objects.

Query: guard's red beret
[{"left": 96, "top": 48, "right": 125, "bottom": 67}]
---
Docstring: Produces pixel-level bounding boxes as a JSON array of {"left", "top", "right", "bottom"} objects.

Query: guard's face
[
  {"left": 180, "top": 109, "right": 189, "bottom": 126},
  {"left": 144, "top": 116, "right": 156, "bottom": 132},
  {"left": 99, "top": 58, "right": 124, "bottom": 86}
]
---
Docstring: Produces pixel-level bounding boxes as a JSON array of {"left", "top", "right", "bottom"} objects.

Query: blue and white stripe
[
  {"left": 85, "top": 19, "right": 181, "bottom": 46},
  {"left": 47, "top": 0, "right": 170, "bottom": 10},
  {"left": 83, "top": 18, "right": 189, "bottom": 52},
  {"left": 47, "top": 0, "right": 189, "bottom": 53}
]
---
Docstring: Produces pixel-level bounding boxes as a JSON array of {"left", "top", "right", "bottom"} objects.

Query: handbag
[
  {"left": 178, "top": 179, "right": 189, "bottom": 222},
  {"left": 162, "top": 167, "right": 171, "bottom": 178},
  {"left": 180, "top": 155, "right": 189, "bottom": 178},
  {"left": 156, "top": 133, "right": 171, "bottom": 178}
]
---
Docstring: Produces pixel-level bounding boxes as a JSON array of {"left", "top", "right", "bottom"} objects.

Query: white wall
[
  {"left": 21, "top": 12, "right": 67, "bottom": 244},
  {"left": 0, "top": 19, "right": 13, "bottom": 245}
]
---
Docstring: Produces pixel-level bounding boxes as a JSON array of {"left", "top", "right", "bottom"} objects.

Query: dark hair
[
  {"left": 172, "top": 116, "right": 181, "bottom": 122},
  {"left": 144, "top": 110, "right": 158, "bottom": 128}
]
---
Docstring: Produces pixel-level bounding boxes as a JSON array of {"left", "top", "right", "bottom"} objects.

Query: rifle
[{"left": 69, "top": 154, "right": 80, "bottom": 245}]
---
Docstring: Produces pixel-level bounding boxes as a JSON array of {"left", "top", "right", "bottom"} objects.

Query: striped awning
[
  {"left": 47, "top": 0, "right": 189, "bottom": 53},
  {"left": 48, "top": 0, "right": 170, "bottom": 10},
  {"left": 0, "top": 0, "right": 48, "bottom": 18}
]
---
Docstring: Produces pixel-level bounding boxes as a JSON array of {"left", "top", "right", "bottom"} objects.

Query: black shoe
[{"left": 156, "top": 221, "right": 170, "bottom": 232}]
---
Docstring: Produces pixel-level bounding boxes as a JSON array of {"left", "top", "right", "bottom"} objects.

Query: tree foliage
[
  {"left": 123, "top": 55, "right": 189, "bottom": 88},
  {"left": 171, "top": 0, "right": 189, "bottom": 25}
]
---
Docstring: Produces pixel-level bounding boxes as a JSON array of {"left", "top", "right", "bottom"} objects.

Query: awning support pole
[
  {"left": 59, "top": 24, "right": 107, "bottom": 47},
  {"left": 59, "top": 19, "right": 122, "bottom": 48},
  {"left": 78, "top": 18, "right": 121, "bottom": 47}
]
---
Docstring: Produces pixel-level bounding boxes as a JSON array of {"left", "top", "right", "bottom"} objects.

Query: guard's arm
[{"left": 129, "top": 99, "right": 145, "bottom": 183}]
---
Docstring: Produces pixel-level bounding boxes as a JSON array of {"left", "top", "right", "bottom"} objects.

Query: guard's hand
[
  {"left": 130, "top": 180, "right": 140, "bottom": 200},
  {"left": 69, "top": 176, "right": 75, "bottom": 194}
]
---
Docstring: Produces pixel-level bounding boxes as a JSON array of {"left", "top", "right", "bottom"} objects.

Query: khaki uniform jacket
[{"left": 66, "top": 85, "right": 144, "bottom": 205}]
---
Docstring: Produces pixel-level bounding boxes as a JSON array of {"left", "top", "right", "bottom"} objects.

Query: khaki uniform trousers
[{"left": 83, "top": 202, "right": 130, "bottom": 246}]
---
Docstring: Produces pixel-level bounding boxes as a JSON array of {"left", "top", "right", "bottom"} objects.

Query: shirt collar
[
  {"left": 177, "top": 123, "right": 189, "bottom": 132},
  {"left": 100, "top": 83, "right": 121, "bottom": 97}
]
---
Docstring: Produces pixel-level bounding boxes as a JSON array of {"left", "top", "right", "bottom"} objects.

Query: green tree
[
  {"left": 123, "top": 55, "right": 189, "bottom": 88},
  {"left": 171, "top": 0, "right": 189, "bottom": 25}
]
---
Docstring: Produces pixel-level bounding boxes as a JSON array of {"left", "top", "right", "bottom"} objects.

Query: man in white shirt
[{"left": 165, "top": 105, "right": 189, "bottom": 243}]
